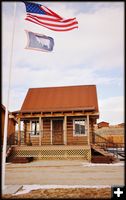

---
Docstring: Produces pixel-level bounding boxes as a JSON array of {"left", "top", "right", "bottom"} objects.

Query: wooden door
[{"left": 52, "top": 120, "right": 63, "bottom": 145}]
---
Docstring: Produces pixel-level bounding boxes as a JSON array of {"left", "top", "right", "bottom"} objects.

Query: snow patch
[
  {"left": 82, "top": 162, "right": 124, "bottom": 167},
  {"left": 14, "top": 184, "right": 111, "bottom": 195}
]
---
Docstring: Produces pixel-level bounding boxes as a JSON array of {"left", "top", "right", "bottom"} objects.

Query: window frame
[
  {"left": 73, "top": 118, "right": 87, "bottom": 136},
  {"left": 30, "top": 120, "right": 40, "bottom": 136}
]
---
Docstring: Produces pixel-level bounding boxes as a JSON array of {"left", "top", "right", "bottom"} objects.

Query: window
[
  {"left": 73, "top": 119, "right": 86, "bottom": 136},
  {"left": 31, "top": 120, "right": 39, "bottom": 136}
]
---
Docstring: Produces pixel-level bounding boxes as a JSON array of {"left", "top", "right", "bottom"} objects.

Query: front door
[{"left": 52, "top": 120, "right": 63, "bottom": 145}]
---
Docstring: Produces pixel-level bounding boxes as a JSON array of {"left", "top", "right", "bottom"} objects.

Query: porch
[
  {"left": 14, "top": 113, "right": 95, "bottom": 146},
  {"left": 9, "top": 109, "right": 97, "bottom": 162}
]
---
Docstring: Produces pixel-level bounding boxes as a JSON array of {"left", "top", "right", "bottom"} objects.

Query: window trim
[
  {"left": 30, "top": 119, "right": 40, "bottom": 137},
  {"left": 73, "top": 118, "right": 87, "bottom": 136}
]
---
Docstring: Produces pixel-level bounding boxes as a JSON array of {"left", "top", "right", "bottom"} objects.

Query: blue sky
[{"left": 2, "top": 1, "right": 124, "bottom": 125}]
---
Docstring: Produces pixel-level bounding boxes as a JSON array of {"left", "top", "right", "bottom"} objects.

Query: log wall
[{"left": 41, "top": 119, "right": 51, "bottom": 145}]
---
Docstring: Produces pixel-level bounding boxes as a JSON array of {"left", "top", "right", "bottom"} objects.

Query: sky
[{"left": 2, "top": 1, "right": 124, "bottom": 125}]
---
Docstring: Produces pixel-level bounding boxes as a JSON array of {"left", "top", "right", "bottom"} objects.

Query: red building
[{"left": 97, "top": 121, "right": 109, "bottom": 128}]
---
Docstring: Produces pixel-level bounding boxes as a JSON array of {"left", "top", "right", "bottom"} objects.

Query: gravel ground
[
  {"left": 2, "top": 160, "right": 124, "bottom": 199},
  {"left": 2, "top": 188, "right": 112, "bottom": 199},
  {"left": 5, "top": 160, "right": 124, "bottom": 185}
]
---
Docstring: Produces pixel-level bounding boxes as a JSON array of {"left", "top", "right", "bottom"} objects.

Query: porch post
[
  {"left": 87, "top": 115, "right": 90, "bottom": 145},
  {"left": 63, "top": 115, "right": 67, "bottom": 145},
  {"left": 14, "top": 122, "right": 17, "bottom": 145},
  {"left": 24, "top": 121, "right": 26, "bottom": 144},
  {"left": 17, "top": 117, "right": 21, "bottom": 145},
  {"left": 39, "top": 117, "right": 42, "bottom": 146},
  {"left": 27, "top": 121, "right": 31, "bottom": 145},
  {"left": 50, "top": 120, "right": 53, "bottom": 145}
]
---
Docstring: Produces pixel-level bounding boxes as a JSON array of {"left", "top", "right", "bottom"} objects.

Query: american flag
[{"left": 23, "top": 1, "right": 78, "bottom": 32}]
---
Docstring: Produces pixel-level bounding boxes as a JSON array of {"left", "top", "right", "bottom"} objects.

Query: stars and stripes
[{"left": 23, "top": 1, "right": 78, "bottom": 31}]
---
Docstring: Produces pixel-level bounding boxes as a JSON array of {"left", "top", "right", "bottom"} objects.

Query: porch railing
[
  {"left": 93, "top": 132, "right": 125, "bottom": 159},
  {"left": 7, "top": 130, "right": 88, "bottom": 146}
]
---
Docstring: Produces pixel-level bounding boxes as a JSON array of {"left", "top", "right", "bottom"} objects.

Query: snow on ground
[
  {"left": 14, "top": 184, "right": 111, "bottom": 195},
  {"left": 6, "top": 161, "right": 124, "bottom": 167},
  {"left": 82, "top": 162, "right": 124, "bottom": 167}
]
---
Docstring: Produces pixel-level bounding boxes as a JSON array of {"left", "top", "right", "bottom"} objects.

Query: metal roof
[{"left": 20, "top": 85, "right": 99, "bottom": 113}]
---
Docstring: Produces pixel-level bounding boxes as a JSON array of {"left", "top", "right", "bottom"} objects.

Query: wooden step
[
  {"left": 91, "top": 144, "right": 118, "bottom": 163},
  {"left": 11, "top": 157, "right": 33, "bottom": 163},
  {"left": 6, "top": 147, "right": 14, "bottom": 162},
  {"left": 6, "top": 147, "right": 12, "bottom": 157},
  {"left": 91, "top": 155, "right": 114, "bottom": 163},
  {"left": 91, "top": 144, "right": 114, "bottom": 157}
]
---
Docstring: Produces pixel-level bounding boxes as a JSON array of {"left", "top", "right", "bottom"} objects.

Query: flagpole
[{"left": 2, "top": 2, "right": 17, "bottom": 193}]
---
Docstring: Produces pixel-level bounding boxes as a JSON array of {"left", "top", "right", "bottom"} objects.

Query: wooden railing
[
  {"left": 6, "top": 130, "right": 88, "bottom": 146},
  {"left": 93, "top": 132, "right": 125, "bottom": 159}
]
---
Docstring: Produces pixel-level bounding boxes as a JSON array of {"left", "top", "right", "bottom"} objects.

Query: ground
[
  {"left": 2, "top": 188, "right": 112, "bottom": 199},
  {"left": 2, "top": 160, "right": 124, "bottom": 199}
]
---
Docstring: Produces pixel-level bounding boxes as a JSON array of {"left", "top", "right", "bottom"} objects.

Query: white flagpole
[{"left": 2, "top": 2, "right": 17, "bottom": 193}]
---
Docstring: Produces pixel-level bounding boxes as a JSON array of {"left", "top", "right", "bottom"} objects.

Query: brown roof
[
  {"left": 20, "top": 85, "right": 99, "bottom": 113},
  {"left": 97, "top": 121, "right": 109, "bottom": 125}
]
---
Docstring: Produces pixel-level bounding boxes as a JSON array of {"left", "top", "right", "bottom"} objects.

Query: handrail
[
  {"left": 93, "top": 132, "right": 125, "bottom": 158},
  {"left": 94, "top": 132, "right": 124, "bottom": 147}
]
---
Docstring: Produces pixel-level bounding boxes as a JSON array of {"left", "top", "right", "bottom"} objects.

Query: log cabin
[{"left": 10, "top": 85, "right": 100, "bottom": 161}]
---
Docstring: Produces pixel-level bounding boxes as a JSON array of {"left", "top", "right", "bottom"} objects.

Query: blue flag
[{"left": 25, "top": 30, "right": 54, "bottom": 52}]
